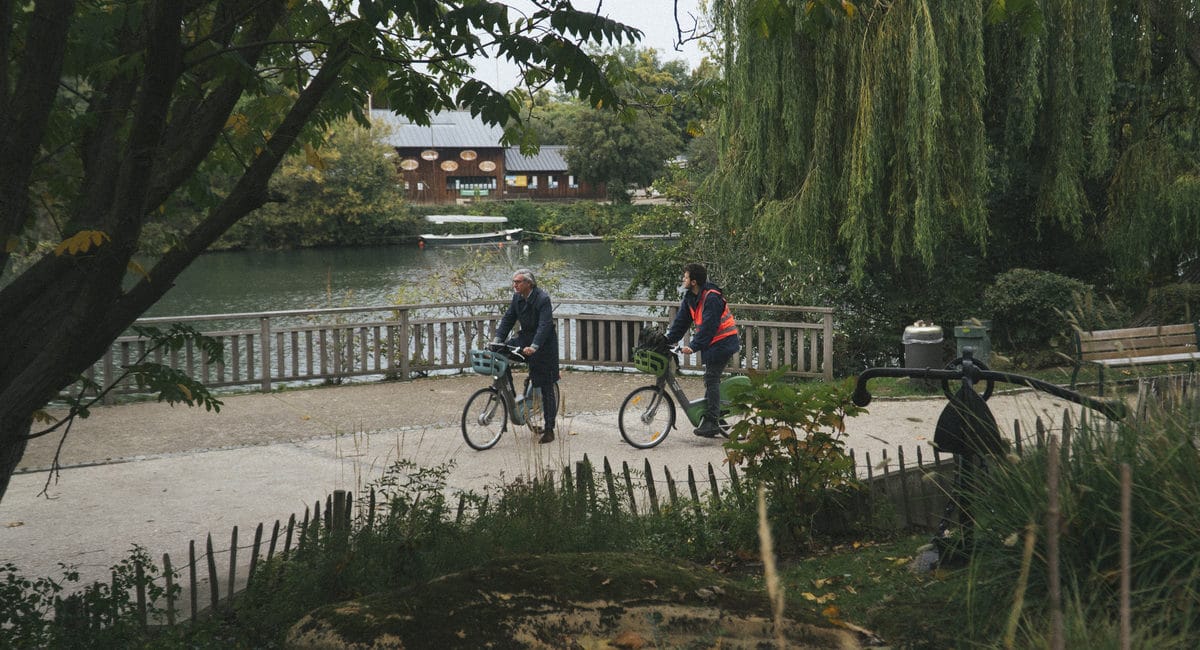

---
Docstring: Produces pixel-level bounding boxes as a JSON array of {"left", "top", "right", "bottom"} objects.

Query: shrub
[
  {"left": 1140, "top": 282, "right": 1200, "bottom": 325},
  {"left": 983, "top": 269, "right": 1106, "bottom": 366},
  {"left": 723, "top": 370, "right": 867, "bottom": 546}
]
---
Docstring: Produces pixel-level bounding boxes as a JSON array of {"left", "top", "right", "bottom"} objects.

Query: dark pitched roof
[
  {"left": 370, "top": 109, "right": 506, "bottom": 149},
  {"left": 505, "top": 145, "right": 569, "bottom": 172}
]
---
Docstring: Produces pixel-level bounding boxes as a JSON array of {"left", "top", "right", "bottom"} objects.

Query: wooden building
[{"left": 371, "top": 109, "right": 606, "bottom": 204}]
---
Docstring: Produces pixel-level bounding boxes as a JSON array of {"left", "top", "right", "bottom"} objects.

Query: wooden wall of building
[{"left": 394, "top": 147, "right": 606, "bottom": 204}]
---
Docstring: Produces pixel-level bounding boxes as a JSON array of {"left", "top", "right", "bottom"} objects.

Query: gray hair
[{"left": 514, "top": 268, "right": 536, "bottom": 287}]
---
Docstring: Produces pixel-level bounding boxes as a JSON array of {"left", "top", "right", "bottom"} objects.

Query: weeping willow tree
[{"left": 701, "top": 0, "right": 1199, "bottom": 303}]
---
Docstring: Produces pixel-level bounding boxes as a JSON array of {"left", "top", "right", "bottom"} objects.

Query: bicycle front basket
[
  {"left": 471, "top": 349, "right": 508, "bottom": 376},
  {"left": 633, "top": 349, "right": 669, "bottom": 377}
]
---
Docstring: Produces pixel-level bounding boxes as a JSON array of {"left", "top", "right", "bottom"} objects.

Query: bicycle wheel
[
  {"left": 462, "top": 387, "right": 507, "bottom": 450},
  {"left": 520, "top": 381, "right": 560, "bottom": 435},
  {"left": 618, "top": 386, "right": 675, "bottom": 449}
]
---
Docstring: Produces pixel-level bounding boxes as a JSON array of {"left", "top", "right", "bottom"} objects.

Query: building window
[
  {"left": 569, "top": 175, "right": 579, "bottom": 189},
  {"left": 548, "top": 175, "right": 559, "bottom": 189},
  {"left": 448, "top": 176, "right": 498, "bottom": 190},
  {"left": 528, "top": 175, "right": 538, "bottom": 189}
]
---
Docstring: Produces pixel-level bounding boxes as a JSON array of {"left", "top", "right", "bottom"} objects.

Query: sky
[{"left": 473, "top": 0, "right": 711, "bottom": 90}]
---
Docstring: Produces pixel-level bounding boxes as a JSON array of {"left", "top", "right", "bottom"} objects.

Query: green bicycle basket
[
  {"left": 633, "top": 349, "right": 669, "bottom": 376},
  {"left": 470, "top": 349, "right": 508, "bottom": 376}
]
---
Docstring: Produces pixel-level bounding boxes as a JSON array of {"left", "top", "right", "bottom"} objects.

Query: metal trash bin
[
  {"left": 954, "top": 320, "right": 991, "bottom": 366},
  {"left": 903, "top": 322, "right": 944, "bottom": 389}
]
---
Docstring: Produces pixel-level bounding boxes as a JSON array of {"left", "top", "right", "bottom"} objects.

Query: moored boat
[{"left": 418, "top": 227, "right": 524, "bottom": 246}]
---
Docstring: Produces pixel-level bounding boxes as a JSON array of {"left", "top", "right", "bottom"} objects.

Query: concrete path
[{"left": 0, "top": 370, "right": 1087, "bottom": 597}]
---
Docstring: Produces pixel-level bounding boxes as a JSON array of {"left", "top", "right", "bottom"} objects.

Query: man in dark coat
[
  {"left": 665, "top": 263, "right": 740, "bottom": 437},
  {"left": 494, "top": 268, "right": 560, "bottom": 443}
]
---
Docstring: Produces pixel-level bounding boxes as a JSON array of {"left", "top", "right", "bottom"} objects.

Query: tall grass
[{"left": 963, "top": 401, "right": 1200, "bottom": 646}]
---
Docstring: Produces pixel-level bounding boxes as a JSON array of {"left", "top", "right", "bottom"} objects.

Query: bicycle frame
[
  {"left": 479, "top": 350, "right": 532, "bottom": 427},
  {"left": 652, "top": 351, "right": 748, "bottom": 427}
]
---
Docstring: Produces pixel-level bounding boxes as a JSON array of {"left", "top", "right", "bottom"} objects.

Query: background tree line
[{"left": 616, "top": 0, "right": 1200, "bottom": 371}]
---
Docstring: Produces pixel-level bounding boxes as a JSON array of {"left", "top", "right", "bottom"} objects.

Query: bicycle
[
  {"left": 618, "top": 345, "right": 751, "bottom": 448},
  {"left": 461, "top": 342, "right": 559, "bottom": 450}
]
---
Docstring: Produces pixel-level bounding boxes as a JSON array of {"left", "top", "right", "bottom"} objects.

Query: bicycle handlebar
[
  {"left": 852, "top": 364, "right": 1127, "bottom": 421},
  {"left": 487, "top": 341, "right": 527, "bottom": 362}
]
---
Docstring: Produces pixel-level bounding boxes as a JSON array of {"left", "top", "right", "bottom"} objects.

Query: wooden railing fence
[
  {"left": 49, "top": 410, "right": 1103, "bottom": 630},
  {"left": 66, "top": 300, "right": 834, "bottom": 401}
]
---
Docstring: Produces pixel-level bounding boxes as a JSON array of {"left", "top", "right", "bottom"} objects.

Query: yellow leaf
[
  {"left": 127, "top": 260, "right": 150, "bottom": 281},
  {"left": 813, "top": 577, "right": 832, "bottom": 588},
  {"left": 54, "top": 230, "right": 110, "bottom": 256},
  {"left": 31, "top": 410, "right": 57, "bottom": 424},
  {"left": 225, "top": 113, "right": 249, "bottom": 135},
  {"left": 822, "top": 604, "right": 840, "bottom": 620},
  {"left": 801, "top": 591, "right": 818, "bottom": 601},
  {"left": 305, "top": 142, "right": 326, "bottom": 170},
  {"left": 842, "top": 1, "right": 858, "bottom": 18},
  {"left": 4, "top": 235, "right": 18, "bottom": 253},
  {"left": 177, "top": 384, "right": 193, "bottom": 401}
]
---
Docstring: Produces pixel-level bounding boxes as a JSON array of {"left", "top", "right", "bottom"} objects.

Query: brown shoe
[{"left": 538, "top": 430, "right": 555, "bottom": 444}]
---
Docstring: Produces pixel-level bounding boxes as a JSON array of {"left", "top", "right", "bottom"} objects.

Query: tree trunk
[{"left": 0, "top": 418, "right": 31, "bottom": 501}]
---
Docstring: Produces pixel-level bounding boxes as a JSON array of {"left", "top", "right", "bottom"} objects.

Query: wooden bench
[{"left": 1071, "top": 322, "right": 1200, "bottom": 395}]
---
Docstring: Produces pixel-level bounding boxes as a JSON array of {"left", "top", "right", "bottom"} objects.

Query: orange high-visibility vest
[{"left": 689, "top": 289, "right": 738, "bottom": 344}]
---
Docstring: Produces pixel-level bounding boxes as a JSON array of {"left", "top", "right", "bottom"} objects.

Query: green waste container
[{"left": 954, "top": 320, "right": 991, "bottom": 365}]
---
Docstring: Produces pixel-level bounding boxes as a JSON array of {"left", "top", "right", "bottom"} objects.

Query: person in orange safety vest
[{"left": 664, "top": 263, "right": 740, "bottom": 437}]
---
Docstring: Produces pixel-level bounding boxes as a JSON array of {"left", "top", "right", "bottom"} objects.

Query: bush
[
  {"left": 1140, "top": 283, "right": 1200, "bottom": 325},
  {"left": 723, "top": 370, "right": 868, "bottom": 546},
  {"left": 983, "top": 269, "right": 1108, "bottom": 366}
]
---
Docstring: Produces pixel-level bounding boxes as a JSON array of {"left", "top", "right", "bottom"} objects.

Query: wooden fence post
[
  {"left": 332, "top": 490, "right": 347, "bottom": 532},
  {"left": 622, "top": 461, "right": 638, "bottom": 516},
  {"left": 603, "top": 457, "right": 619, "bottom": 515},
  {"left": 188, "top": 541, "right": 198, "bottom": 622},
  {"left": 267, "top": 520, "right": 280, "bottom": 562},
  {"left": 897, "top": 447, "right": 911, "bottom": 529},
  {"left": 249, "top": 523, "right": 264, "bottom": 588},
  {"left": 707, "top": 463, "right": 721, "bottom": 507},
  {"left": 163, "top": 553, "right": 176, "bottom": 626},
  {"left": 1014, "top": 420, "right": 1023, "bottom": 456},
  {"left": 643, "top": 459, "right": 659, "bottom": 515},
  {"left": 284, "top": 513, "right": 297, "bottom": 558},
  {"left": 205, "top": 534, "right": 219, "bottom": 611},
  {"left": 728, "top": 463, "right": 744, "bottom": 507},
  {"left": 135, "top": 559, "right": 147, "bottom": 628},
  {"left": 227, "top": 526, "right": 238, "bottom": 603},
  {"left": 1061, "top": 409, "right": 1072, "bottom": 458},
  {"left": 865, "top": 452, "right": 876, "bottom": 529},
  {"left": 664, "top": 467, "right": 679, "bottom": 507}
]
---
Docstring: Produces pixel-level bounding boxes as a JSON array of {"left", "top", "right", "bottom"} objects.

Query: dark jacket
[
  {"left": 665, "top": 282, "right": 739, "bottom": 360},
  {"left": 495, "top": 286, "right": 559, "bottom": 385}
]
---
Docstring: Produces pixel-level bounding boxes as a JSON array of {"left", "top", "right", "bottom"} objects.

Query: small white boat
[{"left": 418, "top": 227, "right": 524, "bottom": 246}]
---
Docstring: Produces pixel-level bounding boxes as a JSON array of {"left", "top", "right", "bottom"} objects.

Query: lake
[{"left": 144, "top": 241, "right": 644, "bottom": 318}]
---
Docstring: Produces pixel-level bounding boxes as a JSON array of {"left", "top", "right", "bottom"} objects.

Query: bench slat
[
  {"left": 1094, "top": 352, "right": 1200, "bottom": 368},
  {"left": 1079, "top": 323, "right": 1195, "bottom": 342},
  {"left": 1084, "top": 338, "right": 1195, "bottom": 359}
]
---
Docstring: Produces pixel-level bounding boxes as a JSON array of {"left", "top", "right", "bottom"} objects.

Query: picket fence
[{"left": 49, "top": 409, "right": 1102, "bottom": 631}]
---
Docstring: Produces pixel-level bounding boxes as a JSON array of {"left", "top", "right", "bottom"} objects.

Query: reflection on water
[{"left": 145, "top": 241, "right": 642, "bottom": 318}]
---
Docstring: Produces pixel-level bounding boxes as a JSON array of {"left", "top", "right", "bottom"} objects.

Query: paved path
[{"left": 1, "top": 370, "right": 1085, "bottom": 597}]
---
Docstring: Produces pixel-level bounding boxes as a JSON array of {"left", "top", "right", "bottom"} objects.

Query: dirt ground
[{"left": 1, "top": 369, "right": 1090, "bottom": 606}]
